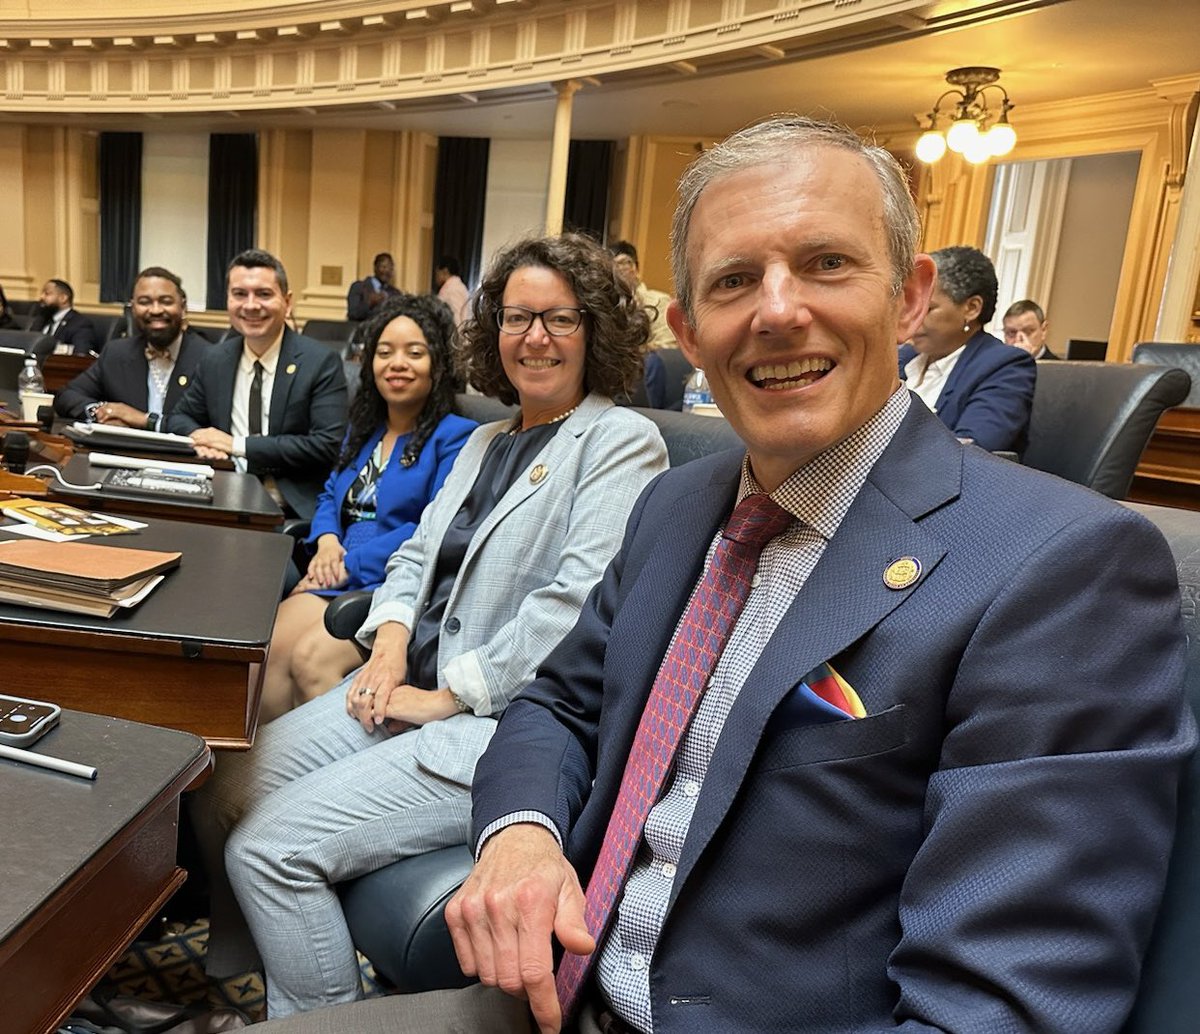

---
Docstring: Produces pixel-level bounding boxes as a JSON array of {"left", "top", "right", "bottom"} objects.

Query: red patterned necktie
[{"left": 555, "top": 492, "right": 792, "bottom": 1019}]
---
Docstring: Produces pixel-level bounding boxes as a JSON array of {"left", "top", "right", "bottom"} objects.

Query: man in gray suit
[{"left": 168, "top": 249, "right": 347, "bottom": 518}]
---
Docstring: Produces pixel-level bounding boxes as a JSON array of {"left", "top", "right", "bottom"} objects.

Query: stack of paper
[{"left": 0, "top": 539, "right": 181, "bottom": 617}]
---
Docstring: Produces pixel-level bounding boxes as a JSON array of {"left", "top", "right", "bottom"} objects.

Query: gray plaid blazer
[{"left": 357, "top": 392, "right": 668, "bottom": 785}]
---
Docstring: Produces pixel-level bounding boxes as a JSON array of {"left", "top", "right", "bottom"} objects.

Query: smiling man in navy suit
[
  {"left": 259, "top": 117, "right": 1195, "bottom": 1034},
  {"left": 168, "top": 249, "right": 347, "bottom": 519},
  {"left": 55, "top": 266, "right": 206, "bottom": 430}
]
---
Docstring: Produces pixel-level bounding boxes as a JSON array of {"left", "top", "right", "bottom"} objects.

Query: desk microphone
[
  {"left": 36, "top": 405, "right": 54, "bottom": 433},
  {"left": 3, "top": 431, "right": 30, "bottom": 474}
]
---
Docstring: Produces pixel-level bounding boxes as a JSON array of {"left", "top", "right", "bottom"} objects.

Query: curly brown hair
[{"left": 457, "top": 233, "right": 650, "bottom": 406}]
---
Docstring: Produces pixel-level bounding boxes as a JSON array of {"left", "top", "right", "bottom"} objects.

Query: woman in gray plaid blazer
[{"left": 194, "top": 234, "right": 670, "bottom": 1017}]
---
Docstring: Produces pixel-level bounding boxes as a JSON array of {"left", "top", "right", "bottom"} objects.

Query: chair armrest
[
  {"left": 340, "top": 845, "right": 476, "bottom": 993},
  {"left": 280, "top": 518, "right": 311, "bottom": 541},
  {"left": 324, "top": 589, "right": 373, "bottom": 640}
]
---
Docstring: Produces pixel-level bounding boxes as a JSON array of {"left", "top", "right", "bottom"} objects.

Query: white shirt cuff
[{"left": 475, "top": 812, "right": 563, "bottom": 861}]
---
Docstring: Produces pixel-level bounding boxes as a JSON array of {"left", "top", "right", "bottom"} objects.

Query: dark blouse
[{"left": 407, "top": 421, "right": 561, "bottom": 689}]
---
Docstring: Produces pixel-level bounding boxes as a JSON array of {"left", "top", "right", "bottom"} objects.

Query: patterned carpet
[{"left": 94, "top": 918, "right": 387, "bottom": 1024}]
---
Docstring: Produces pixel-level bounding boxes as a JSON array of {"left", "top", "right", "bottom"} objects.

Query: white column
[
  {"left": 544, "top": 80, "right": 581, "bottom": 235},
  {"left": 1156, "top": 108, "right": 1200, "bottom": 341}
]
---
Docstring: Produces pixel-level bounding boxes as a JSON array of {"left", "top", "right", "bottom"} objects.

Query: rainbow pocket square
[{"left": 801, "top": 662, "right": 867, "bottom": 719}]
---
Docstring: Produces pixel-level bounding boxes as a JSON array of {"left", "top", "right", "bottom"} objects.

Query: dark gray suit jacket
[{"left": 167, "top": 328, "right": 348, "bottom": 517}]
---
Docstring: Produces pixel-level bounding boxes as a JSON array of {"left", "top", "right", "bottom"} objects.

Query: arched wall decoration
[{"left": 0, "top": 0, "right": 1055, "bottom": 116}]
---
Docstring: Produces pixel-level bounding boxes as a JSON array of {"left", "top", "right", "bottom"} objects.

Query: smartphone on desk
[{"left": 0, "top": 694, "right": 61, "bottom": 747}]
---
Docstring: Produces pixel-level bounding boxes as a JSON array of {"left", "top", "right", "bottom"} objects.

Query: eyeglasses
[{"left": 496, "top": 306, "right": 587, "bottom": 337}]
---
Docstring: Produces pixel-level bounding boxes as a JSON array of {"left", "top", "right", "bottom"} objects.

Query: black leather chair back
[
  {"left": 454, "top": 393, "right": 518, "bottom": 425},
  {"left": 1023, "top": 360, "right": 1190, "bottom": 499},
  {"left": 1132, "top": 342, "right": 1200, "bottom": 409},
  {"left": 0, "top": 328, "right": 56, "bottom": 365},
  {"left": 301, "top": 319, "right": 359, "bottom": 354},
  {"left": 1121, "top": 502, "right": 1200, "bottom": 1034},
  {"left": 85, "top": 311, "right": 124, "bottom": 348}
]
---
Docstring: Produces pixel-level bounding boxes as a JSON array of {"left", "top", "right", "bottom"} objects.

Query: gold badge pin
[
  {"left": 883, "top": 556, "right": 921, "bottom": 590},
  {"left": 177, "top": 374, "right": 188, "bottom": 386},
  {"left": 286, "top": 363, "right": 297, "bottom": 375},
  {"left": 529, "top": 464, "right": 548, "bottom": 485}
]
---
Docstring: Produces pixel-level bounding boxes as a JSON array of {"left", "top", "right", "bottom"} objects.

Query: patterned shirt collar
[{"left": 736, "top": 385, "right": 910, "bottom": 541}]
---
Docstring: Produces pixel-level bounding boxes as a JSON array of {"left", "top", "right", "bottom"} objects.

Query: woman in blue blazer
[
  {"left": 259, "top": 294, "right": 475, "bottom": 722},
  {"left": 898, "top": 245, "right": 1036, "bottom": 454}
]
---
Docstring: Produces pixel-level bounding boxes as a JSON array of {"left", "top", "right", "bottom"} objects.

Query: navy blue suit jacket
[
  {"left": 43, "top": 309, "right": 98, "bottom": 356},
  {"left": 473, "top": 401, "right": 1195, "bottom": 1033},
  {"left": 898, "top": 330, "right": 1035, "bottom": 453},
  {"left": 167, "top": 328, "right": 348, "bottom": 518},
  {"left": 55, "top": 330, "right": 208, "bottom": 423}
]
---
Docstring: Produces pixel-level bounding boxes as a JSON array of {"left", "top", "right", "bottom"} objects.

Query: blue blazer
[
  {"left": 306, "top": 413, "right": 476, "bottom": 592},
  {"left": 167, "top": 328, "right": 348, "bottom": 518},
  {"left": 473, "top": 401, "right": 1195, "bottom": 1033},
  {"left": 898, "top": 330, "right": 1035, "bottom": 453}
]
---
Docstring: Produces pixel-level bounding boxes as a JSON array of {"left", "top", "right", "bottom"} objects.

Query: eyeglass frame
[{"left": 495, "top": 305, "right": 588, "bottom": 337}]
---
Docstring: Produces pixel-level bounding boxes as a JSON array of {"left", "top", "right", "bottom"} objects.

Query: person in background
[
  {"left": 168, "top": 248, "right": 348, "bottom": 519},
  {"left": 34, "top": 278, "right": 98, "bottom": 355},
  {"left": 1002, "top": 298, "right": 1057, "bottom": 359},
  {"left": 347, "top": 253, "right": 401, "bottom": 322},
  {"left": 259, "top": 294, "right": 476, "bottom": 723},
  {"left": 610, "top": 240, "right": 676, "bottom": 350},
  {"left": 434, "top": 256, "right": 471, "bottom": 325},
  {"left": 0, "top": 283, "right": 16, "bottom": 329},
  {"left": 55, "top": 266, "right": 207, "bottom": 430},
  {"left": 899, "top": 245, "right": 1036, "bottom": 454},
  {"left": 191, "top": 232, "right": 669, "bottom": 1018}
]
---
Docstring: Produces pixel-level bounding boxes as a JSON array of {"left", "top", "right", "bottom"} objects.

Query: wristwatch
[
  {"left": 146, "top": 412, "right": 161, "bottom": 431},
  {"left": 84, "top": 401, "right": 104, "bottom": 423}
]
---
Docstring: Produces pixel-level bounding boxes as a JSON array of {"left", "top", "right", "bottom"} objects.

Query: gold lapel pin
[
  {"left": 177, "top": 374, "right": 188, "bottom": 386},
  {"left": 883, "top": 556, "right": 921, "bottom": 590},
  {"left": 286, "top": 363, "right": 297, "bottom": 375},
  {"left": 529, "top": 464, "right": 548, "bottom": 485}
]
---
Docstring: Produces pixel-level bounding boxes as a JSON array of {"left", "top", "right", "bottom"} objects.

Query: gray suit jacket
[{"left": 358, "top": 392, "right": 668, "bottom": 786}]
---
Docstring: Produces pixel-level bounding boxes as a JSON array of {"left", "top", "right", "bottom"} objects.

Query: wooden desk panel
[
  {"left": 0, "top": 711, "right": 210, "bottom": 1034},
  {"left": 1130, "top": 408, "right": 1200, "bottom": 511},
  {"left": 42, "top": 354, "right": 92, "bottom": 393},
  {"left": 0, "top": 518, "right": 290, "bottom": 749},
  {"left": 51, "top": 454, "right": 283, "bottom": 531}
]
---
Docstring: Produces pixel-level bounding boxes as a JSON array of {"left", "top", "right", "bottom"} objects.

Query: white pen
[{"left": 0, "top": 743, "right": 98, "bottom": 780}]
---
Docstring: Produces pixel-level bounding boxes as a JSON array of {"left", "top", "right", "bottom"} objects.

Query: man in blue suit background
[{"left": 260, "top": 118, "right": 1194, "bottom": 1034}]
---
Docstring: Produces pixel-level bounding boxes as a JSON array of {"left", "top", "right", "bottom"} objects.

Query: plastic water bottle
[
  {"left": 682, "top": 368, "right": 713, "bottom": 412},
  {"left": 17, "top": 357, "right": 44, "bottom": 395}
]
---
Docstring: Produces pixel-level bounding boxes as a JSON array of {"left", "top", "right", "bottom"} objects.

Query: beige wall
[{"left": 2, "top": 123, "right": 436, "bottom": 324}]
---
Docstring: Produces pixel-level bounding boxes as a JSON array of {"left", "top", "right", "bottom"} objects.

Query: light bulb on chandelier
[{"left": 914, "top": 67, "right": 1018, "bottom": 165}]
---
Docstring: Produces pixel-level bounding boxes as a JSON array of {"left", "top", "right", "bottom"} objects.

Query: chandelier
[{"left": 915, "top": 66, "right": 1017, "bottom": 165}]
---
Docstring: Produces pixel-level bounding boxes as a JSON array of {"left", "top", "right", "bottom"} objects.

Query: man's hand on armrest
[{"left": 446, "top": 823, "right": 594, "bottom": 1034}]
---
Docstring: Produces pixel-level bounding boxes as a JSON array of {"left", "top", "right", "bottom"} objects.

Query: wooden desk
[
  {"left": 42, "top": 353, "right": 92, "bottom": 393},
  {"left": 1130, "top": 407, "right": 1200, "bottom": 511},
  {"left": 0, "top": 517, "right": 291, "bottom": 749},
  {"left": 50, "top": 454, "right": 283, "bottom": 531},
  {"left": 0, "top": 710, "right": 210, "bottom": 1034}
]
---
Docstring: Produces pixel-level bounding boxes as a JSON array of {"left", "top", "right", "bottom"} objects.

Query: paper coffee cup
[{"left": 19, "top": 391, "right": 54, "bottom": 422}]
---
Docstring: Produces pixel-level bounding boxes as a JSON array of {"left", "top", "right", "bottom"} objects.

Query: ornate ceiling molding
[{"left": 0, "top": 0, "right": 1065, "bottom": 116}]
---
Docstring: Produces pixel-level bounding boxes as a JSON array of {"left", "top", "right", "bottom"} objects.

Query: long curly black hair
[
  {"left": 337, "top": 293, "right": 459, "bottom": 472},
  {"left": 458, "top": 233, "right": 650, "bottom": 406}
]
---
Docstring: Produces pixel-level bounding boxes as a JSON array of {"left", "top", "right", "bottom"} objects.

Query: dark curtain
[
  {"left": 433, "top": 137, "right": 490, "bottom": 290},
  {"left": 99, "top": 132, "right": 143, "bottom": 303},
  {"left": 207, "top": 134, "right": 258, "bottom": 310},
  {"left": 564, "top": 140, "right": 615, "bottom": 241}
]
